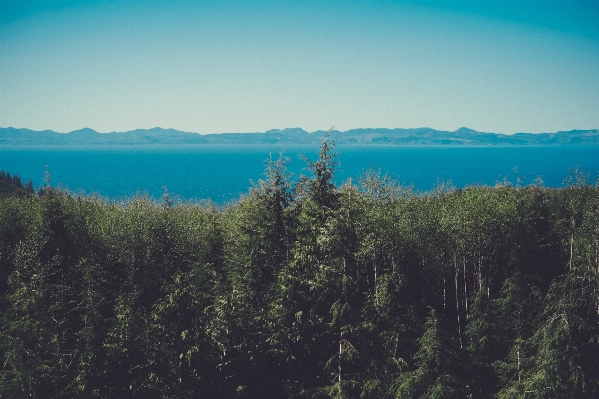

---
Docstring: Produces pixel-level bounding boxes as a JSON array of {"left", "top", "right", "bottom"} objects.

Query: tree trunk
[
  {"left": 454, "top": 253, "right": 462, "bottom": 348},
  {"left": 463, "top": 258, "right": 468, "bottom": 320},
  {"left": 338, "top": 330, "right": 343, "bottom": 383},
  {"left": 443, "top": 276, "right": 446, "bottom": 311},
  {"left": 570, "top": 217, "right": 575, "bottom": 270}
]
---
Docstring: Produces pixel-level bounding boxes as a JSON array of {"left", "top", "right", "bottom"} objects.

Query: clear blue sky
[{"left": 1, "top": 0, "right": 598, "bottom": 134}]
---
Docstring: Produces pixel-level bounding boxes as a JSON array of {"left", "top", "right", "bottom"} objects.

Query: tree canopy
[{"left": 1, "top": 145, "right": 598, "bottom": 398}]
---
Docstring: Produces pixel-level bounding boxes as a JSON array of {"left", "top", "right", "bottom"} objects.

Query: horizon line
[{"left": 2, "top": 126, "right": 599, "bottom": 136}]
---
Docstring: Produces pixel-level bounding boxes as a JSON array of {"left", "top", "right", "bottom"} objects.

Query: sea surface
[{"left": 1, "top": 145, "right": 598, "bottom": 204}]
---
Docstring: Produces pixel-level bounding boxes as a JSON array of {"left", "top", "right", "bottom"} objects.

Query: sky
[{"left": 1, "top": 0, "right": 598, "bottom": 134}]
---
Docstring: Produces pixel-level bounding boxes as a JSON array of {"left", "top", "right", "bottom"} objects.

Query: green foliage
[
  {"left": 0, "top": 170, "right": 35, "bottom": 198},
  {"left": 396, "top": 310, "right": 465, "bottom": 399},
  {"left": 526, "top": 265, "right": 599, "bottom": 398},
  {"left": 493, "top": 272, "right": 543, "bottom": 398}
]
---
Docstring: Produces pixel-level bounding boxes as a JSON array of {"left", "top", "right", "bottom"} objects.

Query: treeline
[
  {"left": 0, "top": 171, "right": 34, "bottom": 197},
  {"left": 1, "top": 139, "right": 598, "bottom": 398}
]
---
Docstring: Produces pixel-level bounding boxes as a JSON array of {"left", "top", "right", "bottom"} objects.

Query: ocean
[{"left": 1, "top": 145, "right": 598, "bottom": 204}]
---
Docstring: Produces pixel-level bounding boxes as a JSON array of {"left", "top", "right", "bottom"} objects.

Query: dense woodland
[
  {"left": 1, "top": 138, "right": 598, "bottom": 398},
  {"left": 0, "top": 171, "right": 34, "bottom": 198}
]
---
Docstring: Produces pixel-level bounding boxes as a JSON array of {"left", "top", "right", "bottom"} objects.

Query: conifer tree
[
  {"left": 526, "top": 265, "right": 599, "bottom": 398},
  {"left": 493, "top": 272, "right": 542, "bottom": 398},
  {"left": 396, "top": 309, "right": 465, "bottom": 399},
  {"left": 464, "top": 291, "right": 500, "bottom": 398}
]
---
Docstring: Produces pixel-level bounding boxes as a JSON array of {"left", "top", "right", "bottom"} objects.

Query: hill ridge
[{"left": 1, "top": 126, "right": 598, "bottom": 146}]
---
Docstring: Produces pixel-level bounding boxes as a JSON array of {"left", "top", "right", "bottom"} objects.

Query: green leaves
[{"left": 396, "top": 310, "right": 465, "bottom": 399}]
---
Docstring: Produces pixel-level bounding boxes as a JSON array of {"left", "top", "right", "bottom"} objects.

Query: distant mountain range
[{"left": 1, "top": 126, "right": 598, "bottom": 146}]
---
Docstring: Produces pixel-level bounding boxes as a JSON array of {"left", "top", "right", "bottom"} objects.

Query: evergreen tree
[
  {"left": 464, "top": 291, "right": 500, "bottom": 398},
  {"left": 396, "top": 310, "right": 465, "bottom": 399},
  {"left": 493, "top": 272, "right": 542, "bottom": 398},
  {"left": 526, "top": 266, "right": 599, "bottom": 398},
  {"left": 0, "top": 170, "right": 35, "bottom": 197}
]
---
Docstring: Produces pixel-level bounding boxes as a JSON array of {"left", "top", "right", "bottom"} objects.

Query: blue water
[{"left": 1, "top": 145, "right": 598, "bottom": 204}]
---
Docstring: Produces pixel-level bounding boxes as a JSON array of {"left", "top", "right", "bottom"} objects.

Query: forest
[{"left": 1, "top": 138, "right": 598, "bottom": 399}]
